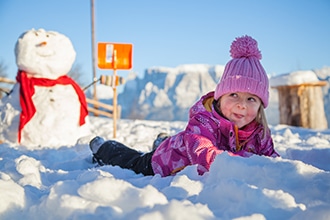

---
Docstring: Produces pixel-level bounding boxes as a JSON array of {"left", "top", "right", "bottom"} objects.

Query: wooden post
[
  {"left": 273, "top": 81, "right": 328, "bottom": 129},
  {"left": 90, "top": 0, "right": 98, "bottom": 113},
  {"left": 113, "top": 50, "right": 117, "bottom": 138}
]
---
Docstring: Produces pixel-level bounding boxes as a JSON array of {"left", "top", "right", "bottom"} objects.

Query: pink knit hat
[{"left": 214, "top": 35, "right": 269, "bottom": 108}]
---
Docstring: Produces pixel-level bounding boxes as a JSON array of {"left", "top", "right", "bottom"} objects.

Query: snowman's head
[{"left": 15, "top": 28, "right": 76, "bottom": 79}]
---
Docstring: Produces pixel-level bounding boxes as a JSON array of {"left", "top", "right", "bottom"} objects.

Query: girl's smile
[{"left": 219, "top": 92, "right": 261, "bottom": 128}]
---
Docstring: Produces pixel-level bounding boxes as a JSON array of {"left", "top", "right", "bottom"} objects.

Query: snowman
[{"left": 0, "top": 28, "right": 90, "bottom": 148}]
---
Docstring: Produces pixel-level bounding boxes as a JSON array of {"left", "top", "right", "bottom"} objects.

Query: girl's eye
[
  {"left": 248, "top": 97, "right": 257, "bottom": 102},
  {"left": 229, "top": 93, "right": 238, "bottom": 97}
]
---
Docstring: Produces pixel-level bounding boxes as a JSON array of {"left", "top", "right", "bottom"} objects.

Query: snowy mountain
[
  {"left": 116, "top": 64, "right": 330, "bottom": 127},
  {"left": 118, "top": 64, "right": 224, "bottom": 121},
  {"left": 315, "top": 66, "right": 330, "bottom": 123}
]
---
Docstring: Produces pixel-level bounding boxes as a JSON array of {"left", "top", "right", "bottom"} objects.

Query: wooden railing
[
  {"left": 86, "top": 98, "right": 121, "bottom": 119},
  {"left": 0, "top": 77, "right": 16, "bottom": 97}
]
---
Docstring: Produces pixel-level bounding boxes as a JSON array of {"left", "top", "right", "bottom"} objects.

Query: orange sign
[{"left": 97, "top": 43, "right": 133, "bottom": 70}]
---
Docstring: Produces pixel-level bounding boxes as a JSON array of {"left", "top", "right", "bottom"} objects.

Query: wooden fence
[
  {"left": 86, "top": 98, "right": 121, "bottom": 119},
  {"left": 0, "top": 77, "right": 16, "bottom": 98}
]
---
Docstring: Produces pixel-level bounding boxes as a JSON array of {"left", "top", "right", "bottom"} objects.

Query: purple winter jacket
[{"left": 151, "top": 91, "right": 279, "bottom": 177}]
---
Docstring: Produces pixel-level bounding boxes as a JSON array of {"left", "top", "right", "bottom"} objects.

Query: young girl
[{"left": 89, "top": 35, "right": 279, "bottom": 177}]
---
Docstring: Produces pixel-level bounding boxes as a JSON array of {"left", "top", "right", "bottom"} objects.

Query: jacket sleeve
[
  {"left": 183, "top": 114, "right": 224, "bottom": 174},
  {"left": 184, "top": 133, "right": 224, "bottom": 174}
]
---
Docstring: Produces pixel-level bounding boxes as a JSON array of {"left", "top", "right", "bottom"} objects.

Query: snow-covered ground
[
  {"left": 1, "top": 117, "right": 330, "bottom": 219},
  {"left": 1, "top": 66, "right": 330, "bottom": 219}
]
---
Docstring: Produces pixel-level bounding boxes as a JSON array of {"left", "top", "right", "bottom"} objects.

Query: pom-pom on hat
[{"left": 214, "top": 35, "right": 269, "bottom": 108}]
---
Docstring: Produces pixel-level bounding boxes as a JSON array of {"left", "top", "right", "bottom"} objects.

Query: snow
[
  {"left": 1, "top": 29, "right": 330, "bottom": 219},
  {"left": 270, "top": 70, "right": 321, "bottom": 87},
  {"left": 1, "top": 112, "right": 330, "bottom": 219}
]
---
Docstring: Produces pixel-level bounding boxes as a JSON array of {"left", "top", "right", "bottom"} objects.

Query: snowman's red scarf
[{"left": 16, "top": 70, "right": 88, "bottom": 143}]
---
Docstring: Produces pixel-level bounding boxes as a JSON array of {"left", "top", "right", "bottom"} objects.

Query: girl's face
[{"left": 219, "top": 92, "right": 261, "bottom": 128}]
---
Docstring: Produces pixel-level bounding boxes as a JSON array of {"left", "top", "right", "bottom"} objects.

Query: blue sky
[{"left": 0, "top": 0, "right": 329, "bottom": 86}]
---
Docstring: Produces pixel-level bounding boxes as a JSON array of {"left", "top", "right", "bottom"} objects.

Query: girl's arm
[{"left": 183, "top": 132, "right": 224, "bottom": 175}]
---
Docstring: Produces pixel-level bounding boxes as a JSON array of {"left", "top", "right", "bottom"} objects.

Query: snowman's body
[{"left": 0, "top": 29, "right": 90, "bottom": 148}]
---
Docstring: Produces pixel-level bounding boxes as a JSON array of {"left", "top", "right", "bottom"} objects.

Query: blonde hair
[{"left": 255, "top": 105, "right": 270, "bottom": 139}]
